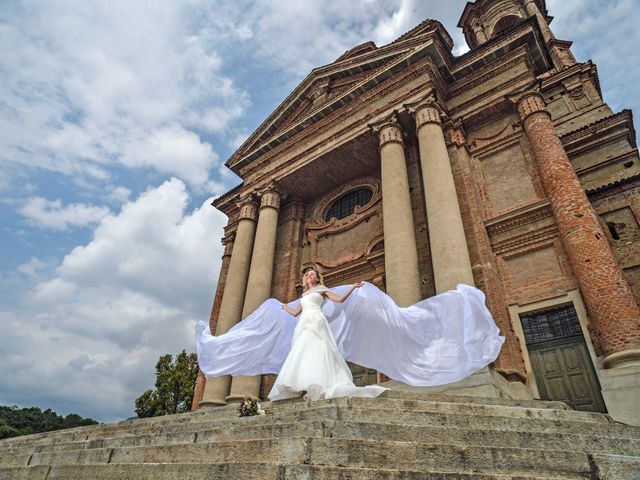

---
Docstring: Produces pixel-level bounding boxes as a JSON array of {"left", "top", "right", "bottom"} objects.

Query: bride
[
  {"left": 270, "top": 268, "right": 386, "bottom": 400},
  {"left": 196, "top": 267, "right": 505, "bottom": 402}
]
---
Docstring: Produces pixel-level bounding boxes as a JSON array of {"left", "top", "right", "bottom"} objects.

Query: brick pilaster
[{"left": 517, "top": 92, "right": 640, "bottom": 367}]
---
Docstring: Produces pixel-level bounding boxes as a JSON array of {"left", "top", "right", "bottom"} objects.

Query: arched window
[
  {"left": 492, "top": 15, "right": 522, "bottom": 38},
  {"left": 325, "top": 188, "right": 373, "bottom": 221}
]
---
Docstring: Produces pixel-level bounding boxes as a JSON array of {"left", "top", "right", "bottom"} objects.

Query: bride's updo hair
[{"left": 301, "top": 267, "right": 324, "bottom": 291}]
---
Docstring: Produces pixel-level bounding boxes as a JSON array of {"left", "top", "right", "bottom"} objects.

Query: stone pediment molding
[
  {"left": 229, "top": 52, "right": 404, "bottom": 170},
  {"left": 227, "top": 26, "right": 456, "bottom": 175}
]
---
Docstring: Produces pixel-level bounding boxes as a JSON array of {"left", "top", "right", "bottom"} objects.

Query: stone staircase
[{"left": 0, "top": 390, "right": 639, "bottom": 479}]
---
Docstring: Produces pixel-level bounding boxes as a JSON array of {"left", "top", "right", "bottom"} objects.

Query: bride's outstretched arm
[
  {"left": 325, "top": 282, "right": 364, "bottom": 303},
  {"left": 282, "top": 303, "right": 302, "bottom": 317}
]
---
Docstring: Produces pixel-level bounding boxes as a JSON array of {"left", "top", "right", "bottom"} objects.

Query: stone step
[
  {"left": 379, "top": 389, "right": 573, "bottom": 410},
  {"left": 0, "top": 464, "right": 592, "bottom": 480},
  {"left": 348, "top": 396, "right": 607, "bottom": 424},
  {"left": 1, "top": 401, "right": 638, "bottom": 460},
  {"left": 0, "top": 392, "right": 585, "bottom": 448},
  {"left": 17, "top": 437, "right": 602, "bottom": 477},
  {"left": 1, "top": 418, "right": 638, "bottom": 459},
  {"left": 339, "top": 406, "right": 640, "bottom": 439},
  {"left": 0, "top": 395, "right": 621, "bottom": 450}
]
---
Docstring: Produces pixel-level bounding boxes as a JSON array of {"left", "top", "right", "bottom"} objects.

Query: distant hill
[{"left": 0, "top": 405, "right": 98, "bottom": 439}]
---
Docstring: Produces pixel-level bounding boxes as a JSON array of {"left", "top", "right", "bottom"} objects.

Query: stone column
[
  {"left": 192, "top": 235, "right": 235, "bottom": 411},
  {"left": 199, "top": 195, "right": 259, "bottom": 408},
  {"left": 371, "top": 116, "right": 422, "bottom": 306},
  {"left": 406, "top": 98, "right": 474, "bottom": 293},
  {"left": 516, "top": 91, "right": 640, "bottom": 368},
  {"left": 472, "top": 21, "right": 488, "bottom": 45},
  {"left": 523, "top": 0, "right": 554, "bottom": 44},
  {"left": 226, "top": 182, "right": 284, "bottom": 401}
]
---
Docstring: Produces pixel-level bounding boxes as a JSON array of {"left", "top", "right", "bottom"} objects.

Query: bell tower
[{"left": 458, "top": 0, "right": 576, "bottom": 69}]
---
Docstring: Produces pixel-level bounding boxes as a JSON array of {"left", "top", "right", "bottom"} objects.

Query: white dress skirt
[
  {"left": 267, "top": 289, "right": 386, "bottom": 401},
  {"left": 195, "top": 282, "right": 505, "bottom": 402}
]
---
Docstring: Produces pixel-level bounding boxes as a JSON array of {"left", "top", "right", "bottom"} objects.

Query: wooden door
[{"left": 520, "top": 305, "right": 606, "bottom": 413}]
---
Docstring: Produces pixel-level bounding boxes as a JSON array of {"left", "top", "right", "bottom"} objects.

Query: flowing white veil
[{"left": 196, "top": 282, "right": 504, "bottom": 387}]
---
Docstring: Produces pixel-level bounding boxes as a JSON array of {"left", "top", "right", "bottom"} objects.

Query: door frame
[{"left": 508, "top": 289, "right": 603, "bottom": 399}]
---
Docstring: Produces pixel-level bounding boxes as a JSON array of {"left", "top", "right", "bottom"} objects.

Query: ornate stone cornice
[
  {"left": 448, "top": 46, "right": 532, "bottom": 98},
  {"left": 484, "top": 200, "right": 553, "bottom": 236},
  {"left": 240, "top": 54, "right": 451, "bottom": 185}
]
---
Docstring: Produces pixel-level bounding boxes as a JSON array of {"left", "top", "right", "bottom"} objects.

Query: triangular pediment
[
  {"left": 227, "top": 19, "right": 452, "bottom": 172},
  {"left": 233, "top": 50, "right": 405, "bottom": 161}
]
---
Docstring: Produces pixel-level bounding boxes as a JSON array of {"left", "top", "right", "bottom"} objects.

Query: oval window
[{"left": 325, "top": 188, "right": 373, "bottom": 221}]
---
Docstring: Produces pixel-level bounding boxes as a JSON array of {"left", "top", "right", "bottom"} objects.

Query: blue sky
[{"left": 0, "top": 0, "right": 638, "bottom": 422}]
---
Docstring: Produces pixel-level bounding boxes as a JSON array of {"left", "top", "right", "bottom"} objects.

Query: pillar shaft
[
  {"left": 227, "top": 185, "right": 283, "bottom": 401},
  {"left": 199, "top": 197, "right": 258, "bottom": 407},
  {"left": 376, "top": 119, "right": 422, "bottom": 306},
  {"left": 517, "top": 92, "right": 640, "bottom": 367},
  {"left": 523, "top": 0, "right": 554, "bottom": 44},
  {"left": 412, "top": 103, "right": 474, "bottom": 293},
  {"left": 472, "top": 22, "right": 488, "bottom": 45}
]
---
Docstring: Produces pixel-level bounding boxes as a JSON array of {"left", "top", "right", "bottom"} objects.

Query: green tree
[
  {"left": 0, "top": 405, "right": 97, "bottom": 439},
  {"left": 135, "top": 350, "right": 199, "bottom": 418}
]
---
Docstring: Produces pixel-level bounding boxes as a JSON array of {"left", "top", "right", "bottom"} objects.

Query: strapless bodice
[{"left": 300, "top": 291, "right": 325, "bottom": 312}]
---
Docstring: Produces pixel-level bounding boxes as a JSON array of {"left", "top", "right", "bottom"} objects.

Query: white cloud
[
  {"left": 1, "top": 179, "right": 226, "bottom": 420},
  {"left": 17, "top": 257, "right": 46, "bottom": 280},
  {"left": 105, "top": 186, "right": 132, "bottom": 205},
  {"left": 120, "top": 125, "right": 219, "bottom": 188},
  {"left": 19, "top": 197, "right": 111, "bottom": 231},
  {"left": 0, "top": 0, "right": 249, "bottom": 189},
  {"left": 547, "top": 0, "right": 640, "bottom": 114}
]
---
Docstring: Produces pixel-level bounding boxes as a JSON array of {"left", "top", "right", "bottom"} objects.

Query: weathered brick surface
[
  {"left": 518, "top": 93, "right": 640, "bottom": 357},
  {"left": 447, "top": 124, "right": 526, "bottom": 380},
  {"left": 591, "top": 181, "right": 640, "bottom": 305}
]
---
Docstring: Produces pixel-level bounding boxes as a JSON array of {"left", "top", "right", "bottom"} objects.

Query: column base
[
  {"left": 197, "top": 399, "right": 227, "bottom": 409},
  {"left": 380, "top": 367, "right": 533, "bottom": 400},
  {"left": 602, "top": 348, "right": 640, "bottom": 369},
  {"left": 600, "top": 363, "right": 640, "bottom": 426},
  {"left": 227, "top": 375, "right": 262, "bottom": 403},
  {"left": 224, "top": 395, "right": 247, "bottom": 404}
]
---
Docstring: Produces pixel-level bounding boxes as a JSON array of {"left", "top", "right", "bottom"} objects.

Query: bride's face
[{"left": 305, "top": 270, "right": 318, "bottom": 287}]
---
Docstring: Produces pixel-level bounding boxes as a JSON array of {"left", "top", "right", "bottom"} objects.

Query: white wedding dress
[
  {"left": 196, "top": 282, "right": 505, "bottom": 401},
  {"left": 268, "top": 286, "right": 387, "bottom": 401}
]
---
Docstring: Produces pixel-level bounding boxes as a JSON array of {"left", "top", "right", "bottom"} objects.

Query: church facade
[{"left": 193, "top": 0, "right": 640, "bottom": 425}]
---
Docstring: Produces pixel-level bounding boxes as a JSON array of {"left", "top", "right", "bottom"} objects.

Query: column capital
[
  {"left": 444, "top": 119, "right": 468, "bottom": 148},
  {"left": 404, "top": 94, "right": 446, "bottom": 131},
  {"left": 236, "top": 194, "right": 259, "bottom": 221},
  {"left": 369, "top": 112, "right": 404, "bottom": 149},
  {"left": 513, "top": 91, "right": 548, "bottom": 123},
  {"left": 221, "top": 234, "right": 234, "bottom": 257},
  {"left": 259, "top": 180, "right": 285, "bottom": 211}
]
